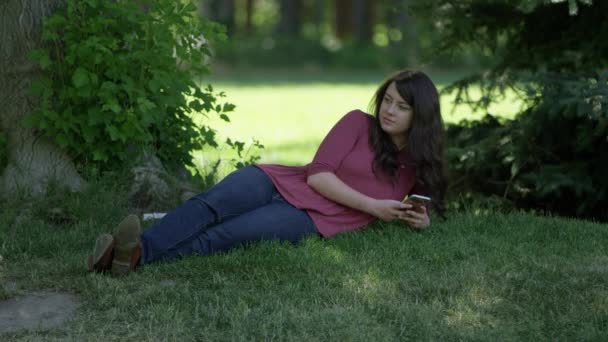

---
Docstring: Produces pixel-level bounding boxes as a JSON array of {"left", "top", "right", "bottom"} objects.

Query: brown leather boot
[
  {"left": 111, "top": 214, "right": 142, "bottom": 276},
  {"left": 86, "top": 233, "right": 115, "bottom": 273}
]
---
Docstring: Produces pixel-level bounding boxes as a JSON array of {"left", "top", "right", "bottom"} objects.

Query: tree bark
[
  {"left": 0, "top": 0, "right": 85, "bottom": 196},
  {"left": 353, "top": 0, "right": 374, "bottom": 43},
  {"left": 245, "top": 0, "right": 254, "bottom": 34},
  {"left": 387, "top": 0, "right": 418, "bottom": 64},
  {"left": 203, "top": 0, "right": 235, "bottom": 35},
  {"left": 277, "top": 0, "right": 301, "bottom": 36},
  {"left": 335, "top": 0, "right": 352, "bottom": 40},
  {"left": 313, "top": 0, "right": 325, "bottom": 30}
]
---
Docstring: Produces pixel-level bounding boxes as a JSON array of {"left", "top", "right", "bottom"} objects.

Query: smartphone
[{"left": 401, "top": 194, "right": 432, "bottom": 212}]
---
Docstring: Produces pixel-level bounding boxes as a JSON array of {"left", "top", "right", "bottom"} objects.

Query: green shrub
[
  {"left": 27, "top": 0, "right": 246, "bottom": 171},
  {"left": 447, "top": 72, "right": 608, "bottom": 220}
]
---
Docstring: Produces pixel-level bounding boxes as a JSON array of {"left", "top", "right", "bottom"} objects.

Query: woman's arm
[{"left": 307, "top": 172, "right": 408, "bottom": 221}]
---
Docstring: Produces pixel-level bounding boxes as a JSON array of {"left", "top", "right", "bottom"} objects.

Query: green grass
[
  {"left": 194, "top": 68, "right": 522, "bottom": 177},
  {"left": 1, "top": 177, "right": 607, "bottom": 340}
]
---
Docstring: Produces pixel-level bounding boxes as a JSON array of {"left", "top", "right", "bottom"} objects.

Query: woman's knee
[{"left": 188, "top": 166, "right": 277, "bottom": 220}]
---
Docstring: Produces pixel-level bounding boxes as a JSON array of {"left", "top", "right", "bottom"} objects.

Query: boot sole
[
  {"left": 86, "top": 233, "right": 114, "bottom": 272},
  {"left": 111, "top": 214, "right": 142, "bottom": 276}
]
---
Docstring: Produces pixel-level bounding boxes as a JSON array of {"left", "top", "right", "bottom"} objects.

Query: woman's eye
[
  {"left": 399, "top": 106, "right": 410, "bottom": 111},
  {"left": 383, "top": 97, "right": 391, "bottom": 103}
]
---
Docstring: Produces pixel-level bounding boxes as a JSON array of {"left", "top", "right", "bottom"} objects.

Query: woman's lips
[{"left": 382, "top": 117, "right": 395, "bottom": 125}]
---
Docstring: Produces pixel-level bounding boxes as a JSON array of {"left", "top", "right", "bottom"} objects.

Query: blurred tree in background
[
  {"left": 199, "top": 0, "right": 236, "bottom": 34},
  {"left": 199, "top": 0, "right": 448, "bottom": 69},
  {"left": 278, "top": 0, "right": 302, "bottom": 36}
]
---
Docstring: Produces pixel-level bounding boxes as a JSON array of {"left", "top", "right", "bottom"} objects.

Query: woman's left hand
[{"left": 398, "top": 205, "right": 430, "bottom": 230}]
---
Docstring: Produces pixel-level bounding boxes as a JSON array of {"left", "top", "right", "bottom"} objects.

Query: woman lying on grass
[{"left": 87, "top": 69, "right": 448, "bottom": 276}]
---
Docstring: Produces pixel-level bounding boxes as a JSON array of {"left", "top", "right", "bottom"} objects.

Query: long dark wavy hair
[{"left": 368, "top": 69, "right": 447, "bottom": 216}]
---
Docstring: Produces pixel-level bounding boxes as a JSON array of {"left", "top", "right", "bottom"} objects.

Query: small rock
[{"left": 0, "top": 290, "right": 79, "bottom": 334}]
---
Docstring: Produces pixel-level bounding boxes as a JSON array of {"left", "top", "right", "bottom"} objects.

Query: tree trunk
[
  {"left": 0, "top": 0, "right": 85, "bottom": 196},
  {"left": 335, "top": 0, "right": 352, "bottom": 40},
  {"left": 353, "top": 0, "right": 374, "bottom": 43},
  {"left": 277, "top": 0, "right": 301, "bottom": 36},
  {"left": 203, "top": 0, "right": 235, "bottom": 35},
  {"left": 388, "top": 0, "right": 418, "bottom": 64},
  {"left": 245, "top": 0, "right": 254, "bottom": 34},
  {"left": 313, "top": 0, "right": 325, "bottom": 31}
]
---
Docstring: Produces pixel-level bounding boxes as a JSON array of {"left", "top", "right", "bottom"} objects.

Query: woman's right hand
[{"left": 369, "top": 199, "right": 410, "bottom": 221}]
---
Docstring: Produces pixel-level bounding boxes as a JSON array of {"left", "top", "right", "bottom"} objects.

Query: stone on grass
[
  {"left": 0, "top": 290, "right": 79, "bottom": 334},
  {"left": 129, "top": 151, "right": 201, "bottom": 212}
]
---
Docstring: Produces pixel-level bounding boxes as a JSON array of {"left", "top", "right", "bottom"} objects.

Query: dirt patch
[{"left": 0, "top": 290, "right": 79, "bottom": 334}]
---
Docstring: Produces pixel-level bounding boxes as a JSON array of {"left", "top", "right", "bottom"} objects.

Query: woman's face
[{"left": 379, "top": 82, "right": 414, "bottom": 146}]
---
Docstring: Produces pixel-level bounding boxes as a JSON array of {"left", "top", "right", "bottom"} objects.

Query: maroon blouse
[{"left": 257, "top": 110, "right": 417, "bottom": 237}]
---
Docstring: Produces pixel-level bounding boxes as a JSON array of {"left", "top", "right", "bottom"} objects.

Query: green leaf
[
  {"left": 183, "top": 2, "right": 197, "bottom": 13},
  {"left": 30, "top": 78, "right": 51, "bottom": 97},
  {"left": 92, "top": 149, "right": 107, "bottom": 161},
  {"left": 106, "top": 125, "right": 120, "bottom": 141},
  {"left": 56, "top": 133, "right": 69, "bottom": 147},
  {"left": 510, "top": 161, "right": 521, "bottom": 178},
  {"left": 72, "top": 68, "right": 89, "bottom": 88},
  {"left": 189, "top": 100, "right": 204, "bottom": 112},
  {"left": 137, "top": 97, "right": 157, "bottom": 111},
  {"left": 222, "top": 103, "right": 236, "bottom": 112},
  {"left": 84, "top": 0, "right": 99, "bottom": 9},
  {"left": 44, "top": 110, "right": 59, "bottom": 121},
  {"left": 90, "top": 73, "right": 99, "bottom": 85},
  {"left": 28, "top": 49, "right": 52, "bottom": 69},
  {"left": 80, "top": 124, "right": 96, "bottom": 143},
  {"left": 102, "top": 97, "right": 121, "bottom": 114},
  {"left": 100, "top": 81, "right": 117, "bottom": 92},
  {"left": 94, "top": 53, "right": 104, "bottom": 65},
  {"left": 41, "top": 30, "right": 59, "bottom": 41}
]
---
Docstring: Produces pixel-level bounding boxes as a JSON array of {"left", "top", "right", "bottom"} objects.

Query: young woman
[{"left": 87, "top": 69, "right": 447, "bottom": 276}]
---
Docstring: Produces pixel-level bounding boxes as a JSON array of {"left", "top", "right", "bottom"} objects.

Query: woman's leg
[
  {"left": 140, "top": 166, "right": 279, "bottom": 263},
  {"left": 142, "top": 194, "right": 318, "bottom": 264}
]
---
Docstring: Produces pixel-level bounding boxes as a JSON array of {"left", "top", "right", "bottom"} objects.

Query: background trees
[
  {"left": 202, "top": 0, "right": 427, "bottom": 68},
  {"left": 425, "top": 0, "right": 608, "bottom": 220}
]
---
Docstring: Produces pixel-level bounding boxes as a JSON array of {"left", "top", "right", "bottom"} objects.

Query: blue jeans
[{"left": 139, "top": 166, "right": 319, "bottom": 264}]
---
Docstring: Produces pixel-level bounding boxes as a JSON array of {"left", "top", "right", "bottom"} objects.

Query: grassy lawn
[
  {"left": 1, "top": 178, "right": 607, "bottom": 340},
  {"left": 2, "top": 69, "right": 606, "bottom": 340}
]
